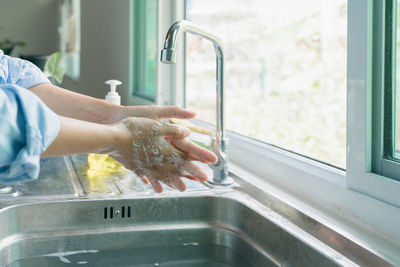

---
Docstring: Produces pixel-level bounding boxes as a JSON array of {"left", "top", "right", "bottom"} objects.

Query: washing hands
[
  {"left": 109, "top": 117, "right": 217, "bottom": 192},
  {"left": 30, "top": 82, "right": 216, "bottom": 192}
]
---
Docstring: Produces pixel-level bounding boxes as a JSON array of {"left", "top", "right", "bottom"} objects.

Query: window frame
[
  {"left": 177, "top": 0, "right": 400, "bottom": 207},
  {"left": 347, "top": 0, "right": 400, "bottom": 207},
  {"left": 127, "top": 0, "right": 185, "bottom": 106},
  {"left": 128, "top": 0, "right": 157, "bottom": 105},
  {"left": 131, "top": 0, "right": 158, "bottom": 102},
  {"left": 379, "top": 0, "right": 400, "bottom": 180}
]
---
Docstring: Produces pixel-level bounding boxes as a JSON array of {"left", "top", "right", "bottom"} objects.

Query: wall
[
  {"left": 0, "top": 0, "right": 132, "bottom": 103},
  {"left": 0, "top": 0, "right": 59, "bottom": 55},
  {"left": 62, "top": 0, "right": 132, "bottom": 103}
]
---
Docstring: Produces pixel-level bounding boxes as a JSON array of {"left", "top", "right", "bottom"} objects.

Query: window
[
  {"left": 59, "top": 0, "right": 81, "bottom": 80},
  {"left": 185, "top": 0, "right": 347, "bottom": 168},
  {"left": 154, "top": 0, "right": 400, "bottom": 207},
  {"left": 131, "top": 0, "right": 157, "bottom": 102}
]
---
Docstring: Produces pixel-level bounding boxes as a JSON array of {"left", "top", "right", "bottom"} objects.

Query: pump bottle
[{"left": 87, "top": 80, "right": 125, "bottom": 174}]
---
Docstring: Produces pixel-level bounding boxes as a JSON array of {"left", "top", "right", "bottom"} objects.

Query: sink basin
[{"left": 0, "top": 196, "right": 349, "bottom": 266}]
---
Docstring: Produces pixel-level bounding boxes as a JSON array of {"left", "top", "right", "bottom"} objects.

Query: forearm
[
  {"left": 41, "top": 116, "right": 128, "bottom": 157},
  {"left": 29, "top": 83, "right": 124, "bottom": 124}
]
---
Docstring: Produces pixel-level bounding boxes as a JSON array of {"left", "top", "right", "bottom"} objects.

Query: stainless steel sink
[
  {"left": 1, "top": 196, "right": 350, "bottom": 267},
  {"left": 0, "top": 155, "right": 395, "bottom": 266}
]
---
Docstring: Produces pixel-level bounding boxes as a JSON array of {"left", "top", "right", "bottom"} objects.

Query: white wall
[
  {"left": 0, "top": 0, "right": 59, "bottom": 55},
  {"left": 63, "top": 0, "right": 132, "bottom": 103},
  {"left": 0, "top": 0, "right": 131, "bottom": 102}
]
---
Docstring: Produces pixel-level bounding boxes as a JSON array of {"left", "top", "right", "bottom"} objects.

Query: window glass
[
  {"left": 185, "top": 0, "right": 347, "bottom": 168},
  {"left": 132, "top": 0, "right": 157, "bottom": 101}
]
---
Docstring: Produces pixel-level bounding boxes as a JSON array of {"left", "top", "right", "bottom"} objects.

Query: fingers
[
  {"left": 157, "top": 122, "right": 191, "bottom": 139},
  {"left": 158, "top": 154, "right": 208, "bottom": 182},
  {"left": 169, "top": 138, "right": 217, "bottom": 163},
  {"left": 136, "top": 169, "right": 163, "bottom": 193},
  {"left": 157, "top": 167, "right": 186, "bottom": 192},
  {"left": 179, "top": 161, "right": 208, "bottom": 182},
  {"left": 146, "top": 175, "right": 163, "bottom": 193},
  {"left": 153, "top": 106, "right": 196, "bottom": 120}
]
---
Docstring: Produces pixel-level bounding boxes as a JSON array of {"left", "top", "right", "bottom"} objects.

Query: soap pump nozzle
[{"left": 105, "top": 79, "right": 122, "bottom": 105}]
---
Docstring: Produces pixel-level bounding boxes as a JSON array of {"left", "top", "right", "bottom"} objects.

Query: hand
[
  {"left": 109, "top": 117, "right": 217, "bottom": 193},
  {"left": 112, "top": 105, "right": 196, "bottom": 123}
]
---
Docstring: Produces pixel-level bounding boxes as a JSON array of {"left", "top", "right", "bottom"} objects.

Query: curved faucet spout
[
  {"left": 160, "top": 20, "right": 231, "bottom": 185},
  {"left": 160, "top": 20, "right": 224, "bottom": 64}
]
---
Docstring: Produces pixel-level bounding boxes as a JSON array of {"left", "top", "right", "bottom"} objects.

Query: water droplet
[
  {"left": 153, "top": 154, "right": 164, "bottom": 163},
  {"left": 151, "top": 148, "right": 160, "bottom": 155},
  {"left": 133, "top": 140, "right": 141, "bottom": 147},
  {"left": 172, "top": 151, "right": 180, "bottom": 159},
  {"left": 154, "top": 263, "right": 159, "bottom": 266}
]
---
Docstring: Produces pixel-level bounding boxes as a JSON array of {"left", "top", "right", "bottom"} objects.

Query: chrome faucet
[{"left": 160, "top": 20, "right": 232, "bottom": 185}]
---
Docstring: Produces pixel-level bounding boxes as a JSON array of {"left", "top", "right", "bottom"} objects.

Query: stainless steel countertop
[{"left": 0, "top": 155, "right": 211, "bottom": 205}]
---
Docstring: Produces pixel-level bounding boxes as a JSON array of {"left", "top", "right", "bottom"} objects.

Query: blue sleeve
[
  {"left": 0, "top": 84, "right": 60, "bottom": 183},
  {"left": 0, "top": 50, "right": 51, "bottom": 88}
]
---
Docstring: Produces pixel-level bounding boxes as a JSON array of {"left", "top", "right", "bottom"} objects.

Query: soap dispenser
[
  {"left": 105, "top": 79, "right": 121, "bottom": 105},
  {"left": 87, "top": 80, "right": 125, "bottom": 174}
]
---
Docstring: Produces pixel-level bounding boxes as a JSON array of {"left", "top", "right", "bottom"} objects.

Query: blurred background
[{"left": 186, "top": 0, "right": 347, "bottom": 168}]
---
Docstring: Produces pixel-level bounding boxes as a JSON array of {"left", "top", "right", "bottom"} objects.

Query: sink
[
  {"left": 0, "top": 155, "right": 395, "bottom": 266},
  {"left": 1, "top": 196, "right": 349, "bottom": 267}
]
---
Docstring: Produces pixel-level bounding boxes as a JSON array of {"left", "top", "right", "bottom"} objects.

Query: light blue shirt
[{"left": 0, "top": 50, "right": 60, "bottom": 183}]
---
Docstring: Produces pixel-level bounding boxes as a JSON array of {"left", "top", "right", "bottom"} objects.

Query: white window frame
[
  {"left": 161, "top": 0, "right": 400, "bottom": 248},
  {"left": 128, "top": 0, "right": 185, "bottom": 106},
  {"left": 347, "top": 0, "right": 400, "bottom": 207}
]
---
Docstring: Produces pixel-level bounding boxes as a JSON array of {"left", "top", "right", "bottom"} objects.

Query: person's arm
[
  {"left": 29, "top": 83, "right": 195, "bottom": 124},
  {"left": 41, "top": 116, "right": 124, "bottom": 157}
]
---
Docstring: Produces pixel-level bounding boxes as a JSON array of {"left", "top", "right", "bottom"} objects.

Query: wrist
[
  {"left": 109, "top": 105, "right": 128, "bottom": 124},
  {"left": 105, "top": 121, "right": 131, "bottom": 153}
]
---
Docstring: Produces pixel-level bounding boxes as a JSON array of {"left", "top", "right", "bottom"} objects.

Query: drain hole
[
  {"left": 110, "top": 207, "right": 114, "bottom": 219},
  {"left": 104, "top": 207, "right": 107, "bottom": 219},
  {"left": 122, "top": 206, "right": 125, "bottom": 218},
  {"left": 128, "top": 206, "right": 131, "bottom": 217}
]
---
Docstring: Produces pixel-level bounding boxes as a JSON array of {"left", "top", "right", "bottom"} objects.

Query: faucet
[{"left": 160, "top": 20, "right": 232, "bottom": 185}]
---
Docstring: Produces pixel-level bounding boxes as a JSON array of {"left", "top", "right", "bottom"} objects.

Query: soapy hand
[{"left": 109, "top": 117, "right": 217, "bottom": 193}]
